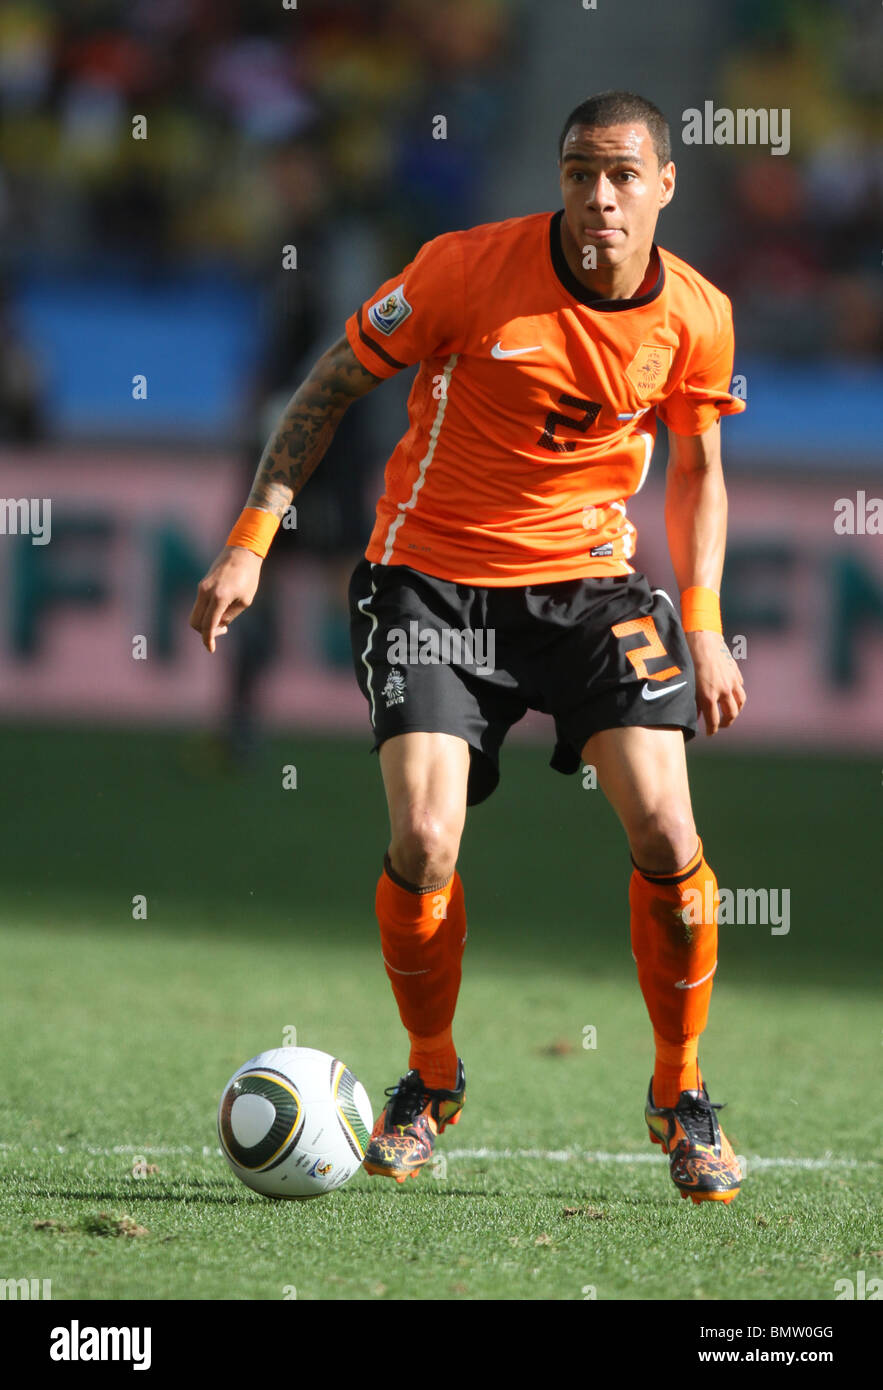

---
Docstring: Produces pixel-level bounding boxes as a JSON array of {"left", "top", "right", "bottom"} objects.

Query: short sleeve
[
  {"left": 656, "top": 297, "right": 747, "bottom": 436},
  {"left": 345, "top": 232, "right": 465, "bottom": 379}
]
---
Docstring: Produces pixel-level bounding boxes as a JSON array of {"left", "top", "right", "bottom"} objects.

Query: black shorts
[{"left": 348, "top": 558, "right": 698, "bottom": 806}]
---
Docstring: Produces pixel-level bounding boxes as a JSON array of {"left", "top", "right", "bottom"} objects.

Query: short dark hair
[{"left": 559, "top": 91, "right": 671, "bottom": 167}]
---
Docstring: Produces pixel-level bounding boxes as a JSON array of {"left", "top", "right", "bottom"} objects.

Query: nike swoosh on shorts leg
[{"left": 641, "top": 680, "right": 688, "bottom": 701}]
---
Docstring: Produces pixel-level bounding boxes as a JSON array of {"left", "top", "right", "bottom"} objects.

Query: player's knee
[
  {"left": 629, "top": 809, "right": 697, "bottom": 876},
  {"left": 388, "top": 812, "right": 460, "bottom": 887}
]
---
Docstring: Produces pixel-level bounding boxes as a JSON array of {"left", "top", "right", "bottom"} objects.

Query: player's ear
[{"left": 659, "top": 160, "right": 676, "bottom": 207}]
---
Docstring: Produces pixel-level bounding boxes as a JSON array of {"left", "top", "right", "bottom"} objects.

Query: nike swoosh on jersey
[
  {"left": 641, "top": 680, "right": 688, "bottom": 701},
  {"left": 491, "top": 342, "right": 543, "bottom": 358}
]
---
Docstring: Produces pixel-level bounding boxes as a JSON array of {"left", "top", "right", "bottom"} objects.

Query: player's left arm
[{"left": 665, "top": 420, "right": 746, "bottom": 735}]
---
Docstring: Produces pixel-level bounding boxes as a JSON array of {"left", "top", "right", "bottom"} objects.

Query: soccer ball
[{"left": 218, "top": 1047, "right": 373, "bottom": 1200}]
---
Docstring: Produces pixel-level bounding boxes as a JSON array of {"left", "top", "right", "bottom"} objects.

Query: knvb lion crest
[
  {"left": 383, "top": 667, "right": 407, "bottom": 707},
  {"left": 625, "top": 342, "right": 674, "bottom": 398}
]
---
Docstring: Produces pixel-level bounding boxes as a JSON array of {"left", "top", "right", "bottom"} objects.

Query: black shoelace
[
  {"left": 385, "top": 1071, "right": 429, "bottom": 1127},
  {"left": 676, "top": 1092, "right": 724, "bottom": 1148}
]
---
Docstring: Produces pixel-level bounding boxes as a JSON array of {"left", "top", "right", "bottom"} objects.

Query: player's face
[{"left": 558, "top": 123, "right": 675, "bottom": 269}]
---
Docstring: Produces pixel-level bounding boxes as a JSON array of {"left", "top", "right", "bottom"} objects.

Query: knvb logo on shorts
[
  {"left": 382, "top": 667, "right": 407, "bottom": 707},
  {"left": 681, "top": 103, "right": 790, "bottom": 156},
  {"left": 386, "top": 621, "right": 496, "bottom": 675}
]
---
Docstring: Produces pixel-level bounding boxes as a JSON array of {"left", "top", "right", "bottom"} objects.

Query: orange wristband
[
  {"left": 225, "top": 507, "right": 280, "bottom": 559},
  {"left": 680, "top": 586, "right": 722, "bottom": 634}
]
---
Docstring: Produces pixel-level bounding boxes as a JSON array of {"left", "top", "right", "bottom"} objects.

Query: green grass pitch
[{"left": 0, "top": 725, "right": 879, "bottom": 1301}]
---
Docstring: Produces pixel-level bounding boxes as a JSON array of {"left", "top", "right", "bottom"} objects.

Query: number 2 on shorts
[{"left": 611, "top": 615, "right": 681, "bottom": 682}]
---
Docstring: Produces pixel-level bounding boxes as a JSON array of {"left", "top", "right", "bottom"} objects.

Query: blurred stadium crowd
[
  {"left": 0, "top": 0, "right": 513, "bottom": 444},
  {"left": 0, "top": 0, "right": 510, "bottom": 273},
  {"left": 715, "top": 0, "right": 882, "bottom": 359},
  {"left": 0, "top": 0, "right": 880, "bottom": 447}
]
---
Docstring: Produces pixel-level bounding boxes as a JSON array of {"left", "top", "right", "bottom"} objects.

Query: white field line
[
  {"left": 0, "top": 1142, "right": 876, "bottom": 1171},
  {"left": 446, "top": 1148, "right": 876, "bottom": 1171}
]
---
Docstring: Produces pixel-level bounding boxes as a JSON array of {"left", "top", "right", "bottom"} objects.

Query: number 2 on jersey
[{"left": 537, "top": 393, "right": 601, "bottom": 452}]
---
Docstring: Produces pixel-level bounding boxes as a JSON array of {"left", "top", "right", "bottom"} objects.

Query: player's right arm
[{"left": 189, "top": 336, "right": 383, "bottom": 653}]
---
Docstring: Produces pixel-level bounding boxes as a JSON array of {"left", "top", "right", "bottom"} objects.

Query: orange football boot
[
  {"left": 645, "top": 1078, "right": 742, "bottom": 1204},
  {"left": 363, "top": 1062, "right": 465, "bottom": 1183}
]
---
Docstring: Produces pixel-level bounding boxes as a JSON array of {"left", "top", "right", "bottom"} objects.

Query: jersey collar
[{"left": 549, "top": 209, "right": 665, "bottom": 311}]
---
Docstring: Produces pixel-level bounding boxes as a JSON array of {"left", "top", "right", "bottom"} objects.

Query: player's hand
[
  {"left": 189, "top": 546, "right": 262, "bottom": 653},
  {"left": 686, "top": 629, "right": 746, "bottom": 736}
]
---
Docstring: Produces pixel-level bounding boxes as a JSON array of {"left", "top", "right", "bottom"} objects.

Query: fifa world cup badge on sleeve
[{"left": 368, "top": 284, "right": 412, "bottom": 336}]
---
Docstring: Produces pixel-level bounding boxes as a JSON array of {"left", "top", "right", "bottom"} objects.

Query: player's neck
[{"left": 559, "top": 216, "right": 656, "bottom": 301}]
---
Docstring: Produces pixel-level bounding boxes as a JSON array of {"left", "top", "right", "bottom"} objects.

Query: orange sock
[
  {"left": 629, "top": 838, "right": 718, "bottom": 1108},
  {"left": 375, "top": 854, "right": 467, "bottom": 1091}
]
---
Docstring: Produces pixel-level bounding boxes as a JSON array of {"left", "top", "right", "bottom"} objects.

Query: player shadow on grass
[
  {"left": 37, "top": 1182, "right": 243, "bottom": 1205},
  {"left": 37, "top": 1183, "right": 680, "bottom": 1209},
  {"left": 360, "top": 1187, "right": 644, "bottom": 1203}
]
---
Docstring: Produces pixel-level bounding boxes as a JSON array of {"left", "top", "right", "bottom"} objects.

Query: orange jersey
[{"left": 345, "top": 210, "right": 745, "bottom": 585}]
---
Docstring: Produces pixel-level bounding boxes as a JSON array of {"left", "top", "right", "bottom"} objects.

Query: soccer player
[{"left": 190, "top": 91, "right": 747, "bottom": 1205}]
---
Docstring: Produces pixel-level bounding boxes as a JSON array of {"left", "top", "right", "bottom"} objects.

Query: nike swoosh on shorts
[{"left": 641, "top": 680, "right": 688, "bottom": 701}]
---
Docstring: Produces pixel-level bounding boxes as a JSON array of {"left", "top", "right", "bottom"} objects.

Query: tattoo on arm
[{"left": 246, "top": 336, "right": 384, "bottom": 519}]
